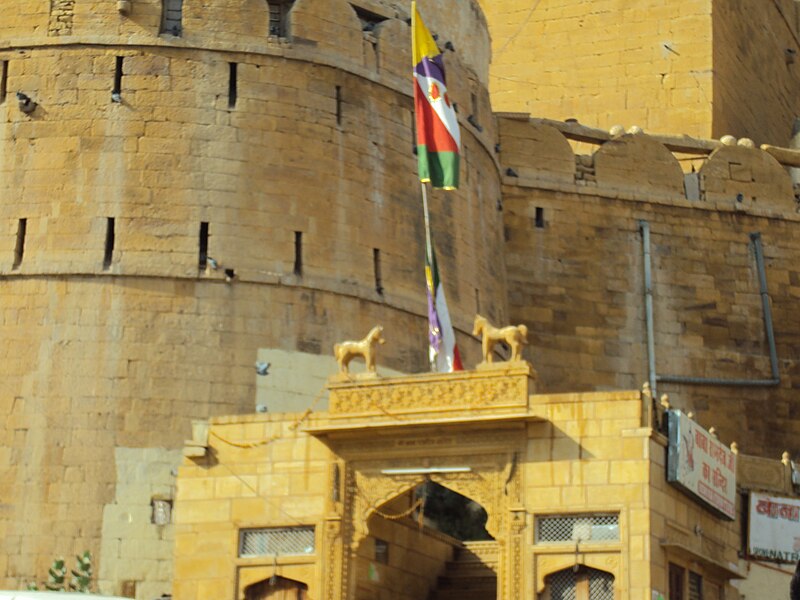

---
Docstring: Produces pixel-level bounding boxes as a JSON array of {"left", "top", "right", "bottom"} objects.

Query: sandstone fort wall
[
  {"left": 481, "top": 0, "right": 800, "bottom": 145},
  {"left": 0, "top": 0, "right": 502, "bottom": 593},
  {"left": 500, "top": 115, "right": 800, "bottom": 458},
  {"left": 712, "top": 0, "right": 800, "bottom": 146},
  {"left": 3, "top": 0, "right": 800, "bottom": 595},
  {"left": 478, "top": 0, "right": 715, "bottom": 138}
]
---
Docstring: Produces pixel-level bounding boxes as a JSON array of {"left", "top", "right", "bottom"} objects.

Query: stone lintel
[{"left": 325, "top": 361, "right": 536, "bottom": 420}]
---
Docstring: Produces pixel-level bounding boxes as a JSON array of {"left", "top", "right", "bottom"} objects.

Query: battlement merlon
[{"left": 498, "top": 114, "right": 800, "bottom": 219}]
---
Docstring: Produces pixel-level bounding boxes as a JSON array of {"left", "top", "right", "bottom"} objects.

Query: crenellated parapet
[{"left": 498, "top": 114, "right": 800, "bottom": 218}]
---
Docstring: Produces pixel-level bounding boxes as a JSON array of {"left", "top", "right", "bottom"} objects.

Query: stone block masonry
[
  {"left": 498, "top": 116, "right": 800, "bottom": 458},
  {"left": 0, "top": 0, "right": 503, "bottom": 593},
  {"left": 49, "top": 0, "right": 75, "bottom": 36},
  {"left": 480, "top": 0, "right": 800, "bottom": 146}
]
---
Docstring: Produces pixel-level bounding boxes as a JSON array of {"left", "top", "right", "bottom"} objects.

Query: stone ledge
[{"left": 326, "top": 361, "right": 536, "bottom": 417}]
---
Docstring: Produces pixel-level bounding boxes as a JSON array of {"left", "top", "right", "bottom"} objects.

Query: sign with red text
[
  {"left": 667, "top": 410, "right": 736, "bottom": 520},
  {"left": 748, "top": 493, "right": 800, "bottom": 562}
]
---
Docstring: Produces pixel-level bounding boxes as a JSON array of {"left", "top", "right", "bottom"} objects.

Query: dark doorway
[
  {"left": 244, "top": 576, "right": 308, "bottom": 600},
  {"left": 417, "top": 481, "right": 493, "bottom": 541}
]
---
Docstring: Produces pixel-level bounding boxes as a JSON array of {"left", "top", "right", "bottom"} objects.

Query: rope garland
[
  {"left": 357, "top": 487, "right": 427, "bottom": 528},
  {"left": 371, "top": 497, "right": 424, "bottom": 521}
]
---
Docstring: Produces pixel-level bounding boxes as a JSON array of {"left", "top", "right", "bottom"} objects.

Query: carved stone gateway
[
  {"left": 317, "top": 447, "right": 527, "bottom": 600},
  {"left": 309, "top": 365, "right": 537, "bottom": 600}
]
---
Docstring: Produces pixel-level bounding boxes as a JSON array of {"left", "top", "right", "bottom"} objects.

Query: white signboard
[
  {"left": 749, "top": 493, "right": 800, "bottom": 562},
  {"left": 667, "top": 410, "right": 737, "bottom": 520}
]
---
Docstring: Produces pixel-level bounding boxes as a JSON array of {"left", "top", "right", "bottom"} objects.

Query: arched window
[
  {"left": 267, "top": 0, "right": 295, "bottom": 37},
  {"left": 540, "top": 566, "right": 614, "bottom": 600},
  {"left": 244, "top": 575, "right": 308, "bottom": 600}
]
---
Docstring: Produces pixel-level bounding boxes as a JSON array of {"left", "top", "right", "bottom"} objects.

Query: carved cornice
[{"left": 326, "top": 363, "right": 535, "bottom": 419}]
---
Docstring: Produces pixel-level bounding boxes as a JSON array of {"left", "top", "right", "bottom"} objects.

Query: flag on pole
[
  {"left": 425, "top": 235, "right": 463, "bottom": 372},
  {"left": 412, "top": 1, "right": 460, "bottom": 190}
]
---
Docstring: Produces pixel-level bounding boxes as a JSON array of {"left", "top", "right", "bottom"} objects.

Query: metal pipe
[
  {"left": 751, "top": 232, "right": 781, "bottom": 381},
  {"left": 643, "top": 228, "right": 781, "bottom": 388},
  {"left": 640, "top": 221, "right": 658, "bottom": 400}
]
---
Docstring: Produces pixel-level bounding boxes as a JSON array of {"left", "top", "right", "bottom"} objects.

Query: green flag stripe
[{"left": 418, "top": 147, "right": 460, "bottom": 190}]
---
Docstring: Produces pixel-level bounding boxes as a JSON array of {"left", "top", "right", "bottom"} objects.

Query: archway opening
[
  {"left": 244, "top": 575, "right": 308, "bottom": 600},
  {"left": 540, "top": 566, "right": 615, "bottom": 600},
  {"left": 417, "top": 480, "right": 494, "bottom": 541},
  {"left": 354, "top": 480, "right": 497, "bottom": 600}
]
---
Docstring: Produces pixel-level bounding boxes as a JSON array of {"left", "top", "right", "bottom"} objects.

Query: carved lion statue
[
  {"left": 472, "top": 314, "right": 528, "bottom": 363},
  {"left": 333, "top": 325, "right": 386, "bottom": 374}
]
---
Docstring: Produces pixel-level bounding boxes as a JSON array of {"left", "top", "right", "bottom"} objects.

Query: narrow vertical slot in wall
[
  {"left": 198, "top": 222, "right": 209, "bottom": 271},
  {"left": 535, "top": 207, "right": 545, "bottom": 229},
  {"left": 12, "top": 218, "right": 27, "bottom": 270},
  {"left": 373, "top": 248, "right": 383, "bottom": 295},
  {"left": 113, "top": 56, "right": 124, "bottom": 97},
  {"left": 468, "top": 92, "right": 482, "bottom": 131},
  {"left": 103, "top": 218, "right": 115, "bottom": 270},
  {"left": 475, "top": 288, "right": 481, "bottom": 313},
  {"left": 293, "top": 231, "right": 303, "bottom": 276},
  {"left": 335, "top": 85, "right": 342, "bottom": 126},
  {"left": 228, "top": 63, "right": 238, "bottom": 109},
  {"left": 0, "top": 61, "right": 8, "bottom": 104}
]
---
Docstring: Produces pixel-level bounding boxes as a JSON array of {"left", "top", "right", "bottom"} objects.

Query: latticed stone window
[
  {"left": 161, "top": 0, "right": 183, "bottom": 36},
  {"left": 536, "top": 514, "right": 619, "bottom": 544},
  {"left": 268, "top": 0, "right": 295, "bottom": 37},
  {"left": 540, "top": 566, "right": 614, "bottom": 600},
  {"left": 689, "top": 571, "right": 703, "bottom": 600},
  {"left": 238, "top": 526, "right": 316, "bottom": 557}
]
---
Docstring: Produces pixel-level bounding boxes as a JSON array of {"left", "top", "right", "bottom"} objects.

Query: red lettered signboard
[{"left": 667, "top": 410, "right": 737, "bottom": 520}]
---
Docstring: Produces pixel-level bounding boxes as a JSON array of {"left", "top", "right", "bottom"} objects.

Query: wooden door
[{"left": 245, "top": 576, "right": 308, "bottom": 600}]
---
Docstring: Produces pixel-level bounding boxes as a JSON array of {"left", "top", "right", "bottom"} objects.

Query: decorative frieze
[{"left": 328, "top": 362, "right": 535, "bottom": 417}]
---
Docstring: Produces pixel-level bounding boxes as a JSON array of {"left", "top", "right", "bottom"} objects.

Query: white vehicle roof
[{"left": 0, "top": 593, "right": 131, "bottom": 599}]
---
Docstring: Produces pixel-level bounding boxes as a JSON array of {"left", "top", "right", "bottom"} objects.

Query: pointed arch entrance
[
  {"left": 417, "top": 481, "right": 493, "bottom": 541},
  {"left": 539, "top": 566, "right": 615, "bottom": 600},
  {"left": 244, "top": 575, "right": 309, "bottom": 600},
  {"left": 352, "top": 480, "right": 498, "bottom": 600},
  {"left": 318, "top": 432, "right": 528, "bottom": 600}
]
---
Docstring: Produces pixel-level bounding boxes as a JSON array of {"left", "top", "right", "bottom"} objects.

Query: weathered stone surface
[{"left": 0, "top": 1, "right": 502, "bottom": 593}]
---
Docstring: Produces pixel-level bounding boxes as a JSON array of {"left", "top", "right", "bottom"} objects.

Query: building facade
[
  {"left": 172, "top": 361, "right": 744, "bottom": 600},
  {"left": 2, "top": 0, "right": 800, "bottom": 596}
]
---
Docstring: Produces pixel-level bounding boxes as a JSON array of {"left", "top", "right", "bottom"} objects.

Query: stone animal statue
[
  {"left": 472, "top": 314, "right": 528, "bottom": 363},
  {"left": 333, "top": 325, "right": 385, "bottom": 374}
]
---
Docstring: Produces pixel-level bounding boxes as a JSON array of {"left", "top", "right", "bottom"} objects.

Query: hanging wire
[
  {"left": 203, "top": 383, "right": 330, "bottom": 525},
  {"left": 210, "top": 385, "right": 327, "bottom": 448}
]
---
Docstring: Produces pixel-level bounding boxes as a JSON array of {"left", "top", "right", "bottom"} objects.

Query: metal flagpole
[
  {"left": 421, "top": 180, "right": 439, "bottom": 372},
  {"left": 421, "top": 181, "right": 433, "bottom": 259}
]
